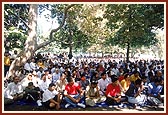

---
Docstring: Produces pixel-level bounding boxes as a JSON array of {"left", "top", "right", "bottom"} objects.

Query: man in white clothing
[
  {"left": 20, "top": 73, "right": 34, "bottom": 89},
  {"left": 30, "top": 58, "right": 38, "bottom": 71},
  {"left": 42, "top": 83, "right": 61, "bottom": 110},
  {"left": 38, "top": 74, "right": 51, "bottom": 93},
  {"left": 98, "top": 71, "right": 109, "bottom": 96},
  {"left": 4, "top": 76, "right": 24, "bottom": 105},
  {"left": 24, "top": 59, "right": 32, "bottom": 74}
]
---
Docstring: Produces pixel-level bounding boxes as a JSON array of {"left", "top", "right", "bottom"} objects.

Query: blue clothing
[
  {"left": 64, "top": 94, "right": 85, "bottom": 107},
  {"left": 148, "top": 82, "right": 162, "bottom": 96},
  {"left": 125, "top": 83, "right": 138, "bottom": 97}
]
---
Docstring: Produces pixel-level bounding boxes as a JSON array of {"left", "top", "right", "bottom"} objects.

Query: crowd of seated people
[{"left": 4, "top": 53, "right": 164, "bottom": 110}]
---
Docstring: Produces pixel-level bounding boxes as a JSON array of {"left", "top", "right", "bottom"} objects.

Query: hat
[{"left": 49, "top": 83, "right": 56, "bottom": 87}]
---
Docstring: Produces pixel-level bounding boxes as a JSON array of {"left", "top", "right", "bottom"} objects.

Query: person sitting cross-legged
[
  {"left": 63, "top": 77, "right": 86, "bottom": 108},
  {"left": 85, "top": 79, "right": 106, "bottom": 107},
  {"left": 42, "top": 83, "right": 61, "bottom": 110},
  {"left": 55, "top": 72, "right": 68, "bottom": 101},
  {"left": 23, "top": 82, "right": 42, "bottom": 106},
  {"left": 98, "top": 71, "right": 109, "bottom": 96},
  {"left": 120, "top": 73, "right": 131, "bottom": 94},
  {"left": 125, "top": 79, "right": 147, "bottom": 108},
  {"left": 105, "top": 75, "right": 128, "bottom": 107},
  {"left": 4, "top": 76, "right": 24, "bottom": 105},
  {"left": 147, "top": 77, "right": 164, "bottom": 106},
  {"left": 78, "top": 74, "right": 90, "bottom": 90}
]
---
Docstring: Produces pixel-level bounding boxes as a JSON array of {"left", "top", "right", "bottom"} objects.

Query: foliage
[
  {"left": 4, "top": 4, "right": 29, "bottom": 51},
  {"left": 104, "top": 4, "right": 164, "bottom": 51},
  {"left": 57, "top": 25, "right": 89, "bottom": 48},
  {"left": 4, "top": 4, "right": 29, "bottom": 33},
  {"left": 4, "top": 27, "right": 27, "bottom": 51},
  {"left": 49, "top": 4, "right": 91, "bottom": 52}
]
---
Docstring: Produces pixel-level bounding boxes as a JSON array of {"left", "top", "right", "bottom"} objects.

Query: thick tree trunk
[
  {"left": 7, "top": 4, "right": 38, "bottom": 79},
  {"left": 6, "top": 4, "right": 75, "bottom": 79}
]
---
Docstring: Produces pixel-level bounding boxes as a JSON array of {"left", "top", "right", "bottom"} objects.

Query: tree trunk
[
  {"left": 6, "top": 4, "right": 75, "bottom": 79},
  {"left": 68, "top": 43, "right": 73, "bottom": 59},
  {"left": 68, "top": 29, "right": 73, "bottom": 59},
  {"left": 7, "top": 4, "right": 38, "bottom": 79},
  {"left": 126, "top": 42, "right": 130, "bottom": 63}
]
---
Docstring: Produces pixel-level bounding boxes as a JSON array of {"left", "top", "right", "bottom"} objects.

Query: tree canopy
[
  {"left": 4, "top": 3, "right": 164, "bottom": 60},
  {"left": 103, "top": 4, "right": 164, "bottom": 61},
  {"left": 4, "top": 4, "right": 29, "bottom": 51}
]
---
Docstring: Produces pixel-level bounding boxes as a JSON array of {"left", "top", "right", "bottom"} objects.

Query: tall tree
[
  {"left": 50, "top": 4, "right": 110, "bottom": 58},
  {"left": 5, "top": 4, "right": 75, "bottom": 78},
  {"left": 104, "top": 4, "right": 164, "bottom": 62},
  {"left": 75, "top": 4, "right": 110, "bottom": 55},
  {"left": 49, "top": 4, "right": 92, "bottom": 59}
]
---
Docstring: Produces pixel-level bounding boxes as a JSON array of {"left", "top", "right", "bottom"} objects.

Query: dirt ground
[{"left": 3, "top": 103, "right": 165, "bottom": 112}]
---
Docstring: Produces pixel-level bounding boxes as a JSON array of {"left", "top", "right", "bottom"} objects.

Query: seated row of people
[{"left": 4, "top": 71, "right": 164, "bottom": 110}]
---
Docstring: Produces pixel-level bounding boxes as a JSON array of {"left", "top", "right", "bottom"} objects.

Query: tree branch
[
  {"left": 36, "top": 4, "right": 75, "bottom": 51},
  {"left": 4, "top": 21, "right": 11, "bottom": 26},
  {"left": 35, "top": 39, "right": 54, "bottom": 51},
  {"left": 49, "top": 4, "right": 75, "bottom": 40},
  {"left": 5, "top": 9, "right": 31, "bottom": 30}
]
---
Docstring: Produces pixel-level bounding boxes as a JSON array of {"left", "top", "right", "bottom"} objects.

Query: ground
[{"left": 3, "top": 103, "right": 165, "bottom": 112}]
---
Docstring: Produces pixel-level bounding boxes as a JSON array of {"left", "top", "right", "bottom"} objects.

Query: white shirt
[
  {"left": 32, "top": 76, "right": 40, "bottom": 87},
  {"left": 36, "top": 71, "right": 43, "bottom": 78},
  {"left": 51, "top": 68, "right": 56, "bottom": 74},
  {"left": 24, "top": 63, "right": 32, "bottom": 71},
  {"left": 52, "top": 72, "right": 60, "bottom": 83},
  {"left": 20, "top": 78, "right": 33, "bottom": 89},
  {"left": 10, "top": 54, "right": 17, "bottom": 59},
  {"left": 112, "top": 68, "right": 119, "bottom": 76},
  {"left": 4, "top": 82, "right": 24, "bottom": 99},
  {"left": 55, "top": 79, "right": 67, "bottom": 92},
  {"left": 30, "top": 62, "right": 38, "bottom": 70},
  {"left": 60, "top": 67, "right": 65, "bottom": 73},
  {"left": 42, "top": 89, "right": 59, "bottom": 102},
  {"left": 98, "top": 78, "right": 109, "bottom": 95},
  {"left": 106, "top": 77, "right": 112, "bottom": 84},
  {"left": 38, "top": 79, "right": 51, "bottom": 92}
]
